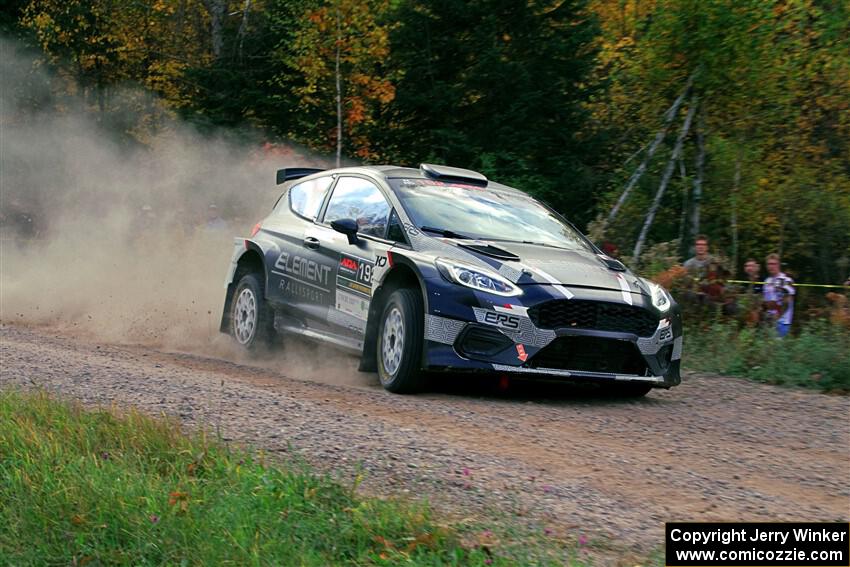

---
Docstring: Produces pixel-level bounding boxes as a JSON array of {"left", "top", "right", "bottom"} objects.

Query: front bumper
[{"left": 421, "top": 280, "right": 682, "bottom": 388}]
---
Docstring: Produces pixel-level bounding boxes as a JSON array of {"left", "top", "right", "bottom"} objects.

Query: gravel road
[{"left": 2, "top": 324, "right": 848, "bottom": 559}]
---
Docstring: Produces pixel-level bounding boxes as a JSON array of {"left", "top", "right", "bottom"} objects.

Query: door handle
[{"left": 303, "top": 236, "right": 321, "bottom": 250}]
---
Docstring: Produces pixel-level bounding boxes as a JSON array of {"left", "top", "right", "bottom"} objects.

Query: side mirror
[{"left": 330, "top": 218, "right": 358, "bottom": 245}]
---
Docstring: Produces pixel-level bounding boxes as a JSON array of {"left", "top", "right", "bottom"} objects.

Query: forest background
[{"left": 2, "top": 0, "right": 848, "bottom": 285}]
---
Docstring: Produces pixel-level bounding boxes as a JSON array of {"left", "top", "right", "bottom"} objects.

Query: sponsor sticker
[
  {"left": 336, "top": 289, "right": 369, "bottom": 321},
  {"left": 335, "top": 253, "right": 374, "bottom": 319},
  {"left": 483, "top": 310, "right": 521, "bottom": 330},
  {"left": 336, "top": 253, "right": 373, "bottom": 298}
]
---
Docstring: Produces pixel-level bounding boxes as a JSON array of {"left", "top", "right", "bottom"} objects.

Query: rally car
[{"left": 220, "top": 163, "right": 682, "bottom": 396}]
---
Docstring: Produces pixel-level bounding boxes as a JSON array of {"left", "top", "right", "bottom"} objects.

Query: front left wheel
[
  {"left": 376, "top": 288, "right": 426, "bottom": 394},
  {"left": 230, "top": 272, "right": 276, "bottom": 349}
]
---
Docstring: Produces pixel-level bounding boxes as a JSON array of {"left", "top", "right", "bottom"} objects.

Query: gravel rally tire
[
  {"left": 377, "top": 288, "right": 425, "bottom": 394},
  {"left": 229, "top": 272, "right": 276, "bottom": 349}
]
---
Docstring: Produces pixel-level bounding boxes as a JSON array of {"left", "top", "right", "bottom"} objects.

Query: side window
[
  {"left": 324, "top": 177, "right": 391, "bottom": 238},
  {"left": 287, "top": 176, "right": 334, "bottom": 220},
  {"left": 386, "top": 210, "right": 407, "bottom": 244}
]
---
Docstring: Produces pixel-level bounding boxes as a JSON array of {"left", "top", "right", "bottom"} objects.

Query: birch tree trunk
[
  {"left": 606, "top": 74, "right": 694, "bottom": 227},
  {"left": 632, "top": 95, "right": 698, "bottom": 261},
  {"left": 689, "top": 109, "right": 706, "bottom": 254},
  {"left": 202, "top": 0, "right": 226, "bottom": 60},
  {"left": 730, "top": 154, "right": 741, "bottom": 276},
  {"left": 677, "top": 158, "right": 689, "bottom": 248},
  {"left": 335, "top": 1, "right": 342, "bottom": 168},
  {"left": 236, "top": 0, "right": 252, "bottom": 63}
]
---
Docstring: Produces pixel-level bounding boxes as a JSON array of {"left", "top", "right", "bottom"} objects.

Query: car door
[
  {"left": 308, "top": 175, "right": 394, "bottom": 340},
  {"left": 263, "top": 175, "right": 336, "bottom": 324}
]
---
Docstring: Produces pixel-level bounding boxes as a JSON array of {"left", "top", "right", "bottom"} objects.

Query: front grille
[
  {"left": 528, "top": 336, "right": 648, "bottom": 375},
  {"left": 528, "top": 300, "right": 658, "bottom": 336}
]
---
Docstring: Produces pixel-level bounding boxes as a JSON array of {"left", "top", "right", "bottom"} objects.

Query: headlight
[
  {"left": 435, "top": 258, "right": 522, "bottom": 297},
  {"left": 646, "top": 280, "right": 671, "bottom": 312}
]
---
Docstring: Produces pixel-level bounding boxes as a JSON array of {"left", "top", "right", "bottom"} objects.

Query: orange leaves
[
  {"left": 286, "top": 0, "right": 398, "bottom": 158},
  {"left": 168, "top": 490, "right": 190, "bottom": 513}
]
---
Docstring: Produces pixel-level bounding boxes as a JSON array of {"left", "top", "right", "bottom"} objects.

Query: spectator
[
  {"left": 205, "top": 204, "right": 228, "bottom": 231},
  {"left": 743, "top": 258, "right": 764, "bottom": 294},
  {"left": 763, "top": 253, "right": 795, "bottom": 337},
  {"left": 601, "top": 241, "right": 619, "bottom": 258},
  {"left": 683, "top": 235, "right": 714, "bottom": 279},
  {"left": 737, "top": 258, "right": 764, "bottom": 325}
]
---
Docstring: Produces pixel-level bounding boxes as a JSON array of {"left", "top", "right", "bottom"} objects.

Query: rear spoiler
[{"left": 276, "top": 168, "right": 326, "bottom": 185}]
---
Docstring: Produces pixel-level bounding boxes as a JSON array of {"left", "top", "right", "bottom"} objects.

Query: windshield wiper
[{"left": 420, "top": 226, "right": 472, "bottom": 239}]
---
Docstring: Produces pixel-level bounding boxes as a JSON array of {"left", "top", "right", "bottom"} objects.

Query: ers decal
[
  {"left": 516, "top": 344, "right": 528, "bottom": 362},
  {"left": 483, "top": 311, "right": 521, "bottom": 329}
]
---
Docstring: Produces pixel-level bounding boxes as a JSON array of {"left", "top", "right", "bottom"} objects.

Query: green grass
[
  {"left": 0, "top": 389, "right": 598, "bottom": 566},
  {"left": 684, "top": 320, "right": 850, "bottom": 392}
]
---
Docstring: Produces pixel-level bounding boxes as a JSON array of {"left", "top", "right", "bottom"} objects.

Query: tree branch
[
  {"left": 633, "top": 94, "right": 699, "bottom": 261},
  {"left": 606, "top": 73, "right": 694, "bottom": 227}
]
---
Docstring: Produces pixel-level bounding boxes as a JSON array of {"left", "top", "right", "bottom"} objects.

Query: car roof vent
[{"left": 420, "top": 163, "right": 488, "bottom": 186}]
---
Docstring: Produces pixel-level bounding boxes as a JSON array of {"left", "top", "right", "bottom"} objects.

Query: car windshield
[{"left": 389, "top": 178, "right": 593, "bottom": 251}]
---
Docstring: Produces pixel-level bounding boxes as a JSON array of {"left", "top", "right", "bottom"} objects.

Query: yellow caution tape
[{"left": 726, "top": 280, "right": 849, "bottom": 289}]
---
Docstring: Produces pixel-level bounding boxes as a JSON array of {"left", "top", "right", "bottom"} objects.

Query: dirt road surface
[{"left": 2, "top": 324, "right": 848, "bottom": 560}]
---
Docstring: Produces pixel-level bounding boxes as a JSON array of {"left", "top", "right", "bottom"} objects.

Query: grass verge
[
  {"left": 0, "top": 389, "right": 599, "bottom": 566},
  {"left": 684, "top": 320, "right": 850, "bottom": 392}
]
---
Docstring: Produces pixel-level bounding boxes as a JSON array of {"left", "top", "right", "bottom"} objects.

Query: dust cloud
[{"left": 0, "top": 37, "right": 364, "bottom": 386}]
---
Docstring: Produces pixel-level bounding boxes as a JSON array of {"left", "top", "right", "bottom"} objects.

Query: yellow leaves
[{"left": 286, "top": 0, "right": 398, "bottom": 156}]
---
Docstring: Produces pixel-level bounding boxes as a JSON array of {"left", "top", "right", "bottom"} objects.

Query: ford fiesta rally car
[{"left": 220, "top": 164, "right": 682, "bottom": 396}]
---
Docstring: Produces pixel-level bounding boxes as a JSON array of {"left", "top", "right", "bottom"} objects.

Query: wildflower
[
  {"left": 578, "top": 534, "right": 588, "bottom": 546},
  {"left": 149, "top": 514, "right": 159, "bottom": 524},
  {"left": 544, "top": 527, "right": 553, "bottom": 536},
  {"left": 462, "top": 467, "right": 471, "bottom": 476}
]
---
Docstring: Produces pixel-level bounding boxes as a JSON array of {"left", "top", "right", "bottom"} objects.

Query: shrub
[{"left": 684, "top": 320, "right": 850, "bottom": 391}]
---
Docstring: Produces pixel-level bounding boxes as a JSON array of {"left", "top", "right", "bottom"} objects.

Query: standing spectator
[
  {"left": 739, "top": 258, "right": 764, "bottom": 325},
  {"left": 683, "top": 235, "right": 714, "bottom": 279},
  {"left": 763, "top": 253, "right": 795, "bottom": 337},
  {"left": 205, "top": 204, "right": 228, "bottom": 231},
  {"left": 743, "top": 258, "right": 764, "bottom": 294}
]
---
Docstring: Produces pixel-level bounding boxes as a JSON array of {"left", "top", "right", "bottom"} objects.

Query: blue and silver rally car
[{"left": 221, "top": 164, "right": 682, "bottom": 396}]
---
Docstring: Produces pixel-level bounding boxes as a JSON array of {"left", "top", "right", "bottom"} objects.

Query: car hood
[{"left": 452, "top": 240, "right": 648, "bottom": 295}]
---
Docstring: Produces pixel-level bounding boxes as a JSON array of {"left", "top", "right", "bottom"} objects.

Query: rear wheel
[
  {"left": 377, "top": 288, "right": 425, "bottom": 394},
  {"left": 230, "top": 272, "right": 276, "bottom": 349}
]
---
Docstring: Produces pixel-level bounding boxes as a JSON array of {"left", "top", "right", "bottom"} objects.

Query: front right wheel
[{"left": 376, "top": 288, "right": 426, "bottom": 394}]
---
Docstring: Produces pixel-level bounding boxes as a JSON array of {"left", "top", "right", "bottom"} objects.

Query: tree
[
  {"left": 383, "top": 0, "right": 601, "bottom": 215},
  {"left": 276, "top": 0, "right": 396, "bottom": 161}
]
